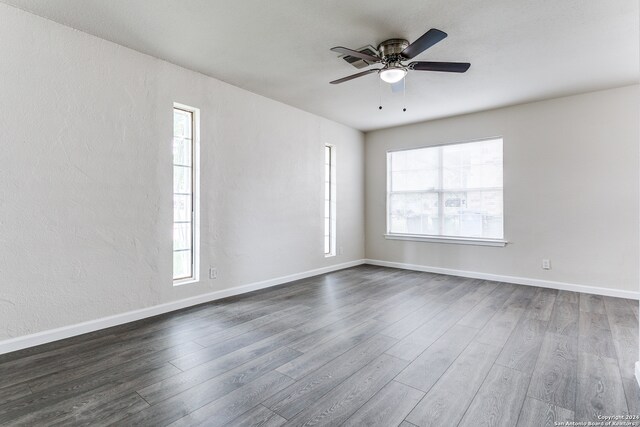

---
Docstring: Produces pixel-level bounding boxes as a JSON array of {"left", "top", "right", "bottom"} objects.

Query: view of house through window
[
  {"left": 173, "top": 105, "right": 199, "bottom": 282},
  {"left": 324, "top": 145, "right": 336, "bottom": 256},
  {"left": 387, "top": 138, "right": 503, "bottom": 240}
]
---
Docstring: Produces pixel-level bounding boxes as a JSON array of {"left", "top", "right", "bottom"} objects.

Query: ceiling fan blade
[
  {"left": 401, "top": 29, "right": 448, "bottom": 59},
  {"left": 330, "top": 69, "right": 380, "bottom": 84},
  {"left": 330, "top": 46, "right": 381, "bottom": 63},
  {"left": 410, "top": 61, "right": 471, "bottom": 73}
]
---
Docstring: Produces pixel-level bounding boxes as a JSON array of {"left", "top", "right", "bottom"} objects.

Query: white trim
[
  {"left": 384, "top": 234, "right": 507, "bottom": 247},
  {"left": 364, "top": 259, "right": 640, "bottom": 300},
  {"left": 0, "top": 259, "right": 365, "bottom": 356},
  {"left": 636, "top": 361, "right": 640, "bottom": 389},
  {"left": 173, "top": 278, "right": 199, "bottom": 287}
]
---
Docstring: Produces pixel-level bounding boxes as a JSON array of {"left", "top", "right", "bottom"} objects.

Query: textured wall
[
  {"left": 365, "top": 86, "right": 639, "bottom": 292},
  {"left": 0, "top": 5, "right": 365, "bottom": 340}
]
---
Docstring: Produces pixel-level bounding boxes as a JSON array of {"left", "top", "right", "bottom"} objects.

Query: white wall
[
  {"left": 0, "top": 4, "right": 364, "bottom": 341},
  {"left": 365, "top": 86, "right": 639, "bottom": 294}
]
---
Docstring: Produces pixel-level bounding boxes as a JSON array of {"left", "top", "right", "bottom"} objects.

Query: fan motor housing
[{"left": 377, "top": 39, "right": 409, "bottom": 60}]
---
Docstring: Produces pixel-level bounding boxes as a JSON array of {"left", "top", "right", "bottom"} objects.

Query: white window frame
[
  {"left": 324, "top": 144, "right": 337, "bottom": 257},
  {"left": 173, "top": 103, "right": 200, "bottom": 285},
  {"left": 385, "top": 137, "right": 507, "bottom": 247}
]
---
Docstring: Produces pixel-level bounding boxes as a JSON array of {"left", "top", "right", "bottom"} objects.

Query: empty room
[{"left": 0, "top": 1, "right": 638, "bottom": 426}]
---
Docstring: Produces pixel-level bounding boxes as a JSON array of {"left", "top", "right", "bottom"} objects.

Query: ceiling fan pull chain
[
  {"left": 378, "top": 77, "right": 383, "bottom": 110},
  {"left": 403, "top": 76, "right": 407, "bottom": 112}
]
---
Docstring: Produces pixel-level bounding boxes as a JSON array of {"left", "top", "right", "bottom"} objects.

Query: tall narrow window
[
  {"left": 387, "top": 138, "right": 503, "bottom": 242},
  {"left": 324, "top": 145, "right": 336, "bottom": 256},
  {"left": 173, "top": 104, "right": 199, "bottom": 284}
]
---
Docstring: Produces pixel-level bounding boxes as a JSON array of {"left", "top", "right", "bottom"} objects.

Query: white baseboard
[
  {"left": 365, "top": 259, "right": 640, "bottom": 300},
  {"left": 0, "top": 259, "right": 366, "bottom": 356},
  {"left": 2, "top": 257, "right": 636, "bottom": 356},
  {"left": 636, "top": 362, "right": 640, "bottom": 389}
]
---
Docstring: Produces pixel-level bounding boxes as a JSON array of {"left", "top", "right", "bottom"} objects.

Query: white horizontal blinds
[
  {"left": 173, "top": 108, "right": 194, "bottom": 280},
  {"left": 324, "top": 145, "right": 336, "bottom": 256},
  {"left": 388, "top": 138, "right": 504, "bottom": 239}
]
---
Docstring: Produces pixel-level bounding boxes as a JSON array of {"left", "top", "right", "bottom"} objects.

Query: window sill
[
  {"left": 384, "top": 233, "right": 507, "bottom": 247},
  {"left": 173, "top": 278, "right": 199, "bottom": 287}
]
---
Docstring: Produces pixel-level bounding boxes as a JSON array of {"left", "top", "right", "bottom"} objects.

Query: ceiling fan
[{"left": 330, "top": 28, "right": 470, "bottom": 85}]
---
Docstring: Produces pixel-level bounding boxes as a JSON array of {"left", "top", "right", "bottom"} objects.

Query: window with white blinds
[
  {"left": 387, "top": 138, "right": 503, "bottom": 241},
  {"left": 173, "top": 105, "right": 199, "bottom": 283}
]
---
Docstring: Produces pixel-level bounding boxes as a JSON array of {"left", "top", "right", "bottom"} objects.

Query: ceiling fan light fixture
[{"left": 379, "top": 67, "right": 407, "bottom": 84}]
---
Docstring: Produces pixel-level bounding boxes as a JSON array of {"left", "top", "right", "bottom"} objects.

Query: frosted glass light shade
[{"left": 379, "top": 68, "right": 407, "bottom": 84}]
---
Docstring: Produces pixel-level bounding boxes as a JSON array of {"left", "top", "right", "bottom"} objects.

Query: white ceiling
[{"left": 4, "top": 0, "right": 638, "bottom": 131}]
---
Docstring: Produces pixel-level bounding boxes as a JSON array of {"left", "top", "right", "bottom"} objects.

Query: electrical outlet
[
  {"left": 209, "top": 267, "right": 217, "bottom": 279},
  {"left": 542, "top": 259, "right": 551, "bottom": 270}
]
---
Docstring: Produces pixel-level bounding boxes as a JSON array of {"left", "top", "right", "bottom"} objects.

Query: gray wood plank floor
[{"left": 0, "top": 265, "right": 637, "bottom": 426}]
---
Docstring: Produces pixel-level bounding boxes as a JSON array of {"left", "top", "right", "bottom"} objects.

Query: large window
[
  {"left": 324, "top": 145, "right": 336, "bottom": 256},
  {"left": 387, "top": 138, "right": 503, "bottom": 243},
  {"left": 173, "top": 104, "right": 199, "bottom": 283}
]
